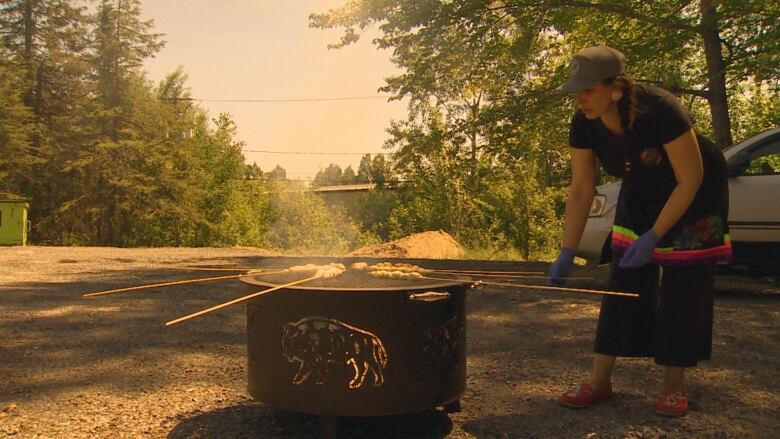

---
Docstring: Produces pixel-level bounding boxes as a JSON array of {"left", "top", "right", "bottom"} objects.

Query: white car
[{"left": 577, "top": 127, "right": 780, "bottom": 271}]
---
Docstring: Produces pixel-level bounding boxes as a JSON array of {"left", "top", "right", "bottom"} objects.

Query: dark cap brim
[{"left": 556, "top": 77, "right": 601, "bottom": 93}]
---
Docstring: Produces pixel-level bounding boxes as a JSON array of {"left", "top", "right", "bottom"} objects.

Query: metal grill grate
[{"left": 240, "top": 270, "right": 462, "bottom": 291}]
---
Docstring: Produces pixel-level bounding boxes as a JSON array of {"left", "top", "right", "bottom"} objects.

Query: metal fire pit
[{"left": 241, "top": 269, "right": 467, "bottom": 417}]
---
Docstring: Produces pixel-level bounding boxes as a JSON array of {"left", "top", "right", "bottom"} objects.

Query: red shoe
[
  {"left": 559, "top": 382, "right": 613, "bottom": 408},
  {"left": 656, "top": 390, "right": 688, "bottom": 417}
]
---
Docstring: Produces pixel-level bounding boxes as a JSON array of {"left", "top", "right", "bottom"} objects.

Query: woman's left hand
[{"left": 619, "top": 229, "right": 659, "bottom": 268}]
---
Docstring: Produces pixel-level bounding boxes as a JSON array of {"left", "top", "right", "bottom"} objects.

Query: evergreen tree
[
  {"left": 312, "top": 163, "right": 343, "bottom": 187},
  {"left": 341, "top": 165, "right": 357, "bottom": 184},
  {"left": 0, "top": 0, "right": 91, "bottom": 234},
  {"left": 357, "top": 154, "right": 372, "bottom": 183},
  {"left": 0, "top": 0, "right": 90, "bottom": 117},
  {"left": 265, "top": 165, "right": 287, "bottom": 181},
  {"left": 55, "top": 0, "right": 166, "bottom": 244},
  {"left": 0, "top": 50, "right": 34, "bottom": 194},
  {"left": 243, "top": 162, "right": 263, "bottom": 180},
  {"left": 370, "top": 154, "right": 392, "bottom": 187}
]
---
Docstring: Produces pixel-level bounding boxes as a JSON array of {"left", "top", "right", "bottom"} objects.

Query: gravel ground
[{"left": 1, "top": 246, "right": 778, "bottom": 438}]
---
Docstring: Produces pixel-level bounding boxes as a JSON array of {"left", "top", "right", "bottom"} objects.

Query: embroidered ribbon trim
[{"left": 611, "top": 226, "right": 732, "bottom": 264}]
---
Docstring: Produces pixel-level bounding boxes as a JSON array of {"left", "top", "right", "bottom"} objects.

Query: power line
[
  {"left": 243, "top": 149, "right": 393, "bottom": 156},
  {"left": 161, "top": 95, "right": 393, "bottom": 103}
]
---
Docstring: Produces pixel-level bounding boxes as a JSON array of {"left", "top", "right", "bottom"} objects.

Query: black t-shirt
[{"left": 568, "top": 85, "right": 727, "bottom": 221}]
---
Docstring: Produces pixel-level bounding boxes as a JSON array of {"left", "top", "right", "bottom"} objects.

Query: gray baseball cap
[{"left": 557, "top": 45, "right": 625, "bottom": 92}]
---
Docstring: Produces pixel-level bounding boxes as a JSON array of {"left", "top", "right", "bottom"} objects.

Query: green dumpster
[{"left": 0, "top": 199, "right": 30, "bottom": 246}]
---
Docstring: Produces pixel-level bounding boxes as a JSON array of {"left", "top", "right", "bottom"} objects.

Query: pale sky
[{"left": 140, "top": 0, "right": 406, "bottom": 180}]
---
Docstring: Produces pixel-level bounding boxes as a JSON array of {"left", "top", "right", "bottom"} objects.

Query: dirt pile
[{"left": 348, "top": 230, "right": 465, "bottom": 259}]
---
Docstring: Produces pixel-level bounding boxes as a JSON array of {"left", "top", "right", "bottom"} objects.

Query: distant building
[{"left": 311, "top": 182, "right": 401, "bottom": 209}]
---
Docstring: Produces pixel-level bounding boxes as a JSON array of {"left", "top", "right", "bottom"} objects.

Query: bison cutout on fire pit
[{"left": 281, "top": 317, "right": 389, "bottom": 389}]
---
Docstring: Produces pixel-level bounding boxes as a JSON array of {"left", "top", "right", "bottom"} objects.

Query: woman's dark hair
[{"left": 603, "top": 74, "right": 643, "bottom": 133}]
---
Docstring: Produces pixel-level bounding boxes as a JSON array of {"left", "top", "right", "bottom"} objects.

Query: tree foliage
[
  {"left": 310, "top": 0, "right": 779, "bottom": 259},
  {"left": 0, "top": 1, "right": 277, "bottom": 247},
  {"left": 313, "top": 163, "right": 346, "bottom": 187},
  {"left": 311, "top": 0, "right": 779, "bottom": 149},
  {"left": 1, "top": 1, "right": 775, "bottom": 259},
  {"left": 0, "top": 51, "right": 34, "bottom": 193}
]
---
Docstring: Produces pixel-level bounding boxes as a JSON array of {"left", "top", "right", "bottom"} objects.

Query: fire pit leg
[
  {"left": 443, "top": 399, "right": 462, "bottom": 413},
  {"left": 319, "top": 415, "right": 338, "bottom": 439}
]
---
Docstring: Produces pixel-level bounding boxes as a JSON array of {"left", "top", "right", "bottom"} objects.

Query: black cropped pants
[{"left": 594, "top": 254, "right": 715, "bottom": 367}]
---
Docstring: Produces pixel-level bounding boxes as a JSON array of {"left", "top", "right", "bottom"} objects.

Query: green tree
[
  {"left": 341, "top": 165, "right": 357, "bottom": 183},
  {"left": 312, "top": 163, "right": 344, "bottom": 187},
  {"left": 91, "top": 0, "right": 164, "bottom": 111},
  {"left": 0, "top": 51, "right": 34, "bottom": 194},
  {"left": 357, "top": 154, "right": 372, "bottom": 182},
  {"left": 186, "top": 113, "right": 246, "bottom": 245},
  {"left": 80, "top": 0, "right": 162, "bottom": 243},
  {"left": 370, "top": 154, "right": 393, "bottom": 187},
  {"left": 0, "top": 0, "right": 92, "bottom": 234},
  {"left": 311, "top": 0, "right": 779, "bottom": 151},
  {"left": 244, "top": 162, "right": 263, "bottom": 180},
  {"left": 265, "top": 164, "right": 287, "bottom": 181},
  {"left": 354, "top": 189, "right": 399, "bottom": 241},
  {"left": 48, "top": 0, "right": 168, "bottom": 244},
  {"left": 0, "top": 0, "right": 90, "bottom": 116},
  {"left": 216, "top": 179, "right": 271, "bottom": 247}
]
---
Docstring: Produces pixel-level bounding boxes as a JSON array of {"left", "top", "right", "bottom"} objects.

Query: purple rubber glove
[
  {"left": 618, "top": 229, "right": 660, "bottom": 268},
  {"left": 548, "top": 247, "right": 576, "bottom": 287}
]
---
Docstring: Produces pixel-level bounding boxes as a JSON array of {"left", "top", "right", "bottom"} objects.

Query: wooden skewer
[
  {"left": 422, "top": 276, "right": 639, "bottom": 298},
  {"left": 84, "top": 274, "right": 246, "bottom": 297},
  {"left": 164, "top": 274, "right": 319, "bottom": 327},
  {"left": 159, "top": 266, "right": 270, "bottom": 272},
  {"left": 83, "top": 270, "right": 288, "bottom": 297}
]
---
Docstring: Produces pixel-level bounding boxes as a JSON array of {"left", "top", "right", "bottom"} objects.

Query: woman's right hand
[{"left": 548, "top": 247, "right": 576, "bottom": 286}]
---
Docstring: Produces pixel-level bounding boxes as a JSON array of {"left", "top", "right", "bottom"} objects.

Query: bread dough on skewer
[
  {"left": 368, "top": 263, "right": 431, "bottom": 274},
  {"left": 285, "top": 263, "right": 345, "bottom": 280},
  {"left": 370, "top": 270, "right": 424, "bottom": 280}
]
